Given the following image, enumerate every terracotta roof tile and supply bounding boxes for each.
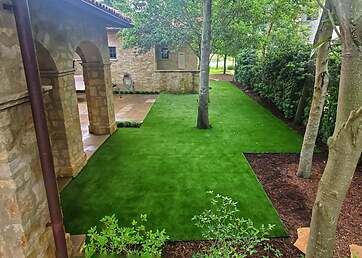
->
[81,0,132,24]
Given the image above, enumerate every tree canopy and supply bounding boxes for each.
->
[109,0,318,58]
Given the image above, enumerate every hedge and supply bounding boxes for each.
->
[235,43,341,143]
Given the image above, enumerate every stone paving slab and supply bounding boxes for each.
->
[77,93,157,159]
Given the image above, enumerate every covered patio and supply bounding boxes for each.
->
[0,0,132,257]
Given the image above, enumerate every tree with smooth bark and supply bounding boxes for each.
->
[297,1,334,179]
[197,0,212,129]
[306,0,362,256]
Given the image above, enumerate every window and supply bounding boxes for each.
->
[109,47,117,59]
[161,48,169,60]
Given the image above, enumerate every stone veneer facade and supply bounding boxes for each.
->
[0,2,55,256]
[107,30,200,93]
[0,0,121,256]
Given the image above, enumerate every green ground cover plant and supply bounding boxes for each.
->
[84,214,169,258]
[61,81,302,240]
[192,192,282,258]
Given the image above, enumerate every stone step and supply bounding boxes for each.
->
[70,234,86,257]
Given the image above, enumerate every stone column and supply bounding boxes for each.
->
[82,62,117,135]
[41,69,87,178]
[0,95,55,258]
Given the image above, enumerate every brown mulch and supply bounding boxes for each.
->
[163,238,300,257]
[246,153,362,258]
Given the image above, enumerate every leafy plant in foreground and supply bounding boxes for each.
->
[192,191,282,258]
[83,214,169,258]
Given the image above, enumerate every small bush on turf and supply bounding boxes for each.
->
[227,64,235,70]
[117,121,143,128]
[84,214,169,258]
[192,191,282,258]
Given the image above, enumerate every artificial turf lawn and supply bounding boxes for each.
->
[61,81,303,240]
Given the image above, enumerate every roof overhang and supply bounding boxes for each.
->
[63,0,133,28]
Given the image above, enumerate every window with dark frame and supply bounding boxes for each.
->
[109,46,117,59]
[161,48,169,60]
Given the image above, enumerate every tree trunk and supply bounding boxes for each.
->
[306,106,362,257]
[306,1,362,256]
[216,55,219,69]
[197,0,211,129]
[262,22,274,57]
[223,54,227,74]
[297,4,333,179]
[293,81,311,125]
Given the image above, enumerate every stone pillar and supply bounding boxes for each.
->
[82,62,117,135]
[0,95,55,258]
[82,63,117,135]
[41,69,87,178]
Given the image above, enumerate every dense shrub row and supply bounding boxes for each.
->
[235,43,341,143]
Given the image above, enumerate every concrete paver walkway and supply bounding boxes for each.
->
[78,93,157,159]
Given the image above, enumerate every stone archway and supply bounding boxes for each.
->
[75,41,116,135]
[36,42,87,178]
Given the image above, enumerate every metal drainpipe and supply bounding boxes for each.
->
[11,0,68,257]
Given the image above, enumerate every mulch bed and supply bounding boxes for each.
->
[246,153,362,258]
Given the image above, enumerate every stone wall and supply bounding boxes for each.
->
[155,45,198,71]
[107,30,199,93]
[155,70,200,93]
[30,0,117,176]
[0,93,56,258]
[0,0,120,256]
[0,1,55,256]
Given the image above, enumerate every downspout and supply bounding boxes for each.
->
[11,0,69,257]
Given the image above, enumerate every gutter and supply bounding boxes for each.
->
[12,0,68,257]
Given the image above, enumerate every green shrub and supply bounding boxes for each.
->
[117,121,143,128]
[235,43,341,143]
[192,191,282,258]
[227,64,235,70]
[83,214,169,258]
[113,88,160,95]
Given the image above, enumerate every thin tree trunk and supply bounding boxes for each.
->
[297,4,333,179]
[223,54,227,74]
[262,21,274,57]
[306,1,362,256]
[197,0,211,129]
[293,81,311,125]
[216,55,219,69]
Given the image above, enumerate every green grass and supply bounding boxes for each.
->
[61,81,302,240]
[210,67,234,75]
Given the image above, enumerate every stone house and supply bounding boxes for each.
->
[0,0,132,257]
[107,29,200,93]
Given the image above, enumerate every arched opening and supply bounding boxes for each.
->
[35,41,86,180]
[74,41,117,158]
